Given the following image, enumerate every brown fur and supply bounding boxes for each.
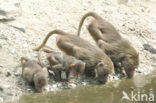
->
[39,48,85,82]
[33,29,114,83]
[21,57,48,92]
[77,12,139,78]
[52,55,86,81]
[38,46,61,67]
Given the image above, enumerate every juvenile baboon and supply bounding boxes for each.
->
[33,29,114,83]
[77,12,139,78]
[21,57,48,92]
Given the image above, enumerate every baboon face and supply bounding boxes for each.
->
[122,54,139,78]
[95,62,110,84]
[34,68,48,92]
[35,78,47,92]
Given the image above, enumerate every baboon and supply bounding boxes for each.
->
[46,51,63,68]
[39,48,85,81]
[38,47,85,81]
[21,57,48,92]
[37,46,61,67]
[77,12,139,78]
[33,29,114,83]
[52,55,86,81]
[37,46,56,75]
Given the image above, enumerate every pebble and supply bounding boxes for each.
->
[0,34,8,40]
[1,84,10,89]
[68,83,77,88]
[9,25,26,33]
[10,49,15,54]
[0,64,3,67]
[0,86,3,91]
[0,97,3,103]
[143,43,156,54]
[0,0,20,21]
[6,72,11,77]
[52,84,57,88]
[81,82,87,85]
[14,73,20,77]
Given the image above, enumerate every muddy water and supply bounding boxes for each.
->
[13,73,156,103]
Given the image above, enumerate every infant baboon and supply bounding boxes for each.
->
[77,12,139,78]
[21,57,48,92]
[33,29,114,83]
[52,55,86,81]
[40,48,85,81]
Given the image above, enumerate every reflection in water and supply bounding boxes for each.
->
[14,74,156,103]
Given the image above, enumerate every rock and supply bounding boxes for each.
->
[14,73,20,77]
[0,34,8,40]
[136,70,142,73]
[0,86,3,92]
[10,48,15,54]
[81,82,87,85]
[0,84,10,89]
[0,0,21,22]
[9,24,26,33]
[143,44,156,54]
[68,83,77,88]
[0,97,3,103]
[6,72,11,77]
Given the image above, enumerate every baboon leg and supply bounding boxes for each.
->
[97,40,125,59]
[97,39,114,52]
[66,71,70,81]
[87,20,103,42]
[97,40,106,52]
[58,40,79,57]
[53,64,64,81]
[52,64,64,70]
[51,56,60,64]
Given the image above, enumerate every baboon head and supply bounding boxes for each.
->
[33,68,48,92]
[122,53,139,78]
[95,62,112,84]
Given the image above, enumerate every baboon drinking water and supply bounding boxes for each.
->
[77,12,139,78]
[33,29,114,83]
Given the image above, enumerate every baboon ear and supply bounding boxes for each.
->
[21,57,28,64]
[21,59,26,64]
[21,60,26,64]
[98,62,104,67]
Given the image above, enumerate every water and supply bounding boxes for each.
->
[13,73,156,103]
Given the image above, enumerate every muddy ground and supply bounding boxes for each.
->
[0,0,156,102]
